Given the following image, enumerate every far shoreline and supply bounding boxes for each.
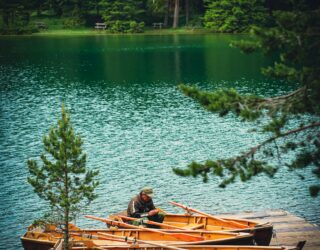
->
[0,28,248,37]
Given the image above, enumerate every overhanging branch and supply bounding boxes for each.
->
[238,121,320,160]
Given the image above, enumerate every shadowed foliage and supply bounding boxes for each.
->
[174,0,320,197]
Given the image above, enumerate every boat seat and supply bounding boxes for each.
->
[182,223,204,229]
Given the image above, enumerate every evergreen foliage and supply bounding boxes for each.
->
[0,0,207,34]
[101,0,145,33]
[0,0,36,34]
[174,0,320,197]
[27,104,99,250]
[203,0,269,33]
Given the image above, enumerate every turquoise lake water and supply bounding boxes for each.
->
[0,34,319,249]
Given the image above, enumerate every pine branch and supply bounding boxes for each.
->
[239,121,320,160]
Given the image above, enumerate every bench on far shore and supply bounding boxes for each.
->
[152,22,164,29]
[34,22,48,29]
[95,22,106,30]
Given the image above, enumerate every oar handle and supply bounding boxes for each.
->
[169,201,248,229]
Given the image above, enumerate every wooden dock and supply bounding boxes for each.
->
[218,209,320,250]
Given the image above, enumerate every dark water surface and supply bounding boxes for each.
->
[0,34,319,249]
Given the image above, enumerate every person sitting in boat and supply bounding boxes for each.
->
[127,187,164,227]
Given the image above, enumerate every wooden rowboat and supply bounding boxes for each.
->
[20,223,254,250]
[51,243,302,250]
[161,213,273,246]
[84,215,254,245]
[91,246,301,250]
[20,231,98,250]
[166,202,274,246]
[50,238,303,250]
[109,210,273,246]
[76,228,254,245]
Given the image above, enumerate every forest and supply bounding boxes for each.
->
[0,0,295,34]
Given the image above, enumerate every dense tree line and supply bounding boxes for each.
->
[0,0,206,34]
[0,0,295,34]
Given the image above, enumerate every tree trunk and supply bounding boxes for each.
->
[163,0,170,27]
[63,155,69,250]
[173,0,179,28]
[96,0,100,16]
[3,11,9,27]
[11,9,15,26]
[64,211,69,250]
[185,0,189,26]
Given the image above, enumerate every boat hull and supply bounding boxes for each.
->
[21,226,254,249]
[233,224,273,246]
[161,214,273,246]
[109,212,273,246]
[21,236,55,250]
[87,245,295,250]
[79,228,254,246]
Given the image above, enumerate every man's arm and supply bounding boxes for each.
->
[147,200,158,216]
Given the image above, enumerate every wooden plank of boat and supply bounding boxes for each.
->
[52,239,301,250]
[50,236,304,250]
[51,237,300,250]
[96,246,296,250]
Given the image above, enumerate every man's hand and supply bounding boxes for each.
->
[148,209,159,216]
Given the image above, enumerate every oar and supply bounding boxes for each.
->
[115,215,188,230]
[84,215,204,242]
[70,232,125,242]
[169,201,248,229]
[68,233,105,250]
[97,232,187,250]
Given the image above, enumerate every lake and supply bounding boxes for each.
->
[0,34,319,249]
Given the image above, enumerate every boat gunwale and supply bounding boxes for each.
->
[162,213,268,227]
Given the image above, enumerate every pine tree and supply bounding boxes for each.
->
[203,0,268,33]
[100,0,145,32]
[174,0,320,197]
[27,104,99,250]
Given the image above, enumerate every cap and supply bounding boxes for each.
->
[141,187,154,198]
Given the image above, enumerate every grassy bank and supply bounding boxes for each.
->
[33,27,210,36]
[0,14,210,36]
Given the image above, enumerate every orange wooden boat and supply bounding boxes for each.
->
[20,222,254,250]
[109,203,273,246]
[49,237,304,250]
[21,232,302,250]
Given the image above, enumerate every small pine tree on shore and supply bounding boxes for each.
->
[27,104,99,250]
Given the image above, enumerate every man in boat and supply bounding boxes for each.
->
[127,187,164,227]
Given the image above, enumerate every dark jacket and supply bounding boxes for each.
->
[127,194,156,218]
